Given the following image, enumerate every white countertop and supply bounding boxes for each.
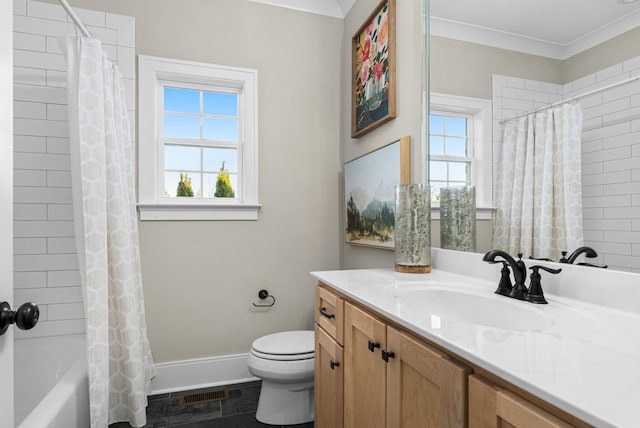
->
[311,266,640,428]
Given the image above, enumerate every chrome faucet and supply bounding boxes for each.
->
[560,246,598,264]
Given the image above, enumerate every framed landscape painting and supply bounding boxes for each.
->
[351,0,396,138]
[345,136,410,249]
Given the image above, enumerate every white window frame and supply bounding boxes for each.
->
[138,55,260,220]
[429,110,474,192]
[429,93,492,220]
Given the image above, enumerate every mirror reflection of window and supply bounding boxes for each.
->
[428,112,472,203]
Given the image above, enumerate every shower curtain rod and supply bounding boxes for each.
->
[500,74,640,124]
[57,0,91,38]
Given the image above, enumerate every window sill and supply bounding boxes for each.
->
[431,207,494,221]
[137,203,262,221]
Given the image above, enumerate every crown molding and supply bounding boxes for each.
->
[248,0,344,18]
[430,10,640,60]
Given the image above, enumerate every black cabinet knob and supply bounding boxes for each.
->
[382,349,395,362]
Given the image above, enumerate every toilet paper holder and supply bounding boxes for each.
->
[253,289,276,307]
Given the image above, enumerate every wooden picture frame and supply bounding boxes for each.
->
[345,136,410,249]
[351,0,396,138]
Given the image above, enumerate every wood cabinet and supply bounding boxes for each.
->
[315,324,344,428]
[344,302,387,428]
[314,286,344,428]
[344,301,469,428]
[386,326,468,428]
[469,375,573,428]
[316,284,584,428]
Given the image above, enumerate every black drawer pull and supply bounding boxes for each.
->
[367,339,381,352]
[382,349,395,362]
[330,360,340,370]
[319,306,335,319]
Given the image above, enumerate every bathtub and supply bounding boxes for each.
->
[14,334,89,428]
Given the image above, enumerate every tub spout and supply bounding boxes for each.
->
[560,246,598,264]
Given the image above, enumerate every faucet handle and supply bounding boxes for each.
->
[529,256,554,262]
[494,261,513,296]
[525,265,561,304]
[535,265,562,275]
[559,251,569,263]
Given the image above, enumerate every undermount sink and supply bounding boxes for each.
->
[396,288,553,330]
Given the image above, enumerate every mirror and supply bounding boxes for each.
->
[428,0,640,272]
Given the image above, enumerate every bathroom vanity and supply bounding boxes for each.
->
[312,249,640,428]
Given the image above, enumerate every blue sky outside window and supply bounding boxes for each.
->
[445,116,467,137]
[204,148,237,172]
[203,91,237,116]
[203,118,238,141]
[162,86,239,198]
[164,87,199,113]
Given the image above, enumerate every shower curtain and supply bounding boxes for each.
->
[62,35,155,428]
[493,103,584,261]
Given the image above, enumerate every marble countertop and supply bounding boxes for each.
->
[311,267,640,428]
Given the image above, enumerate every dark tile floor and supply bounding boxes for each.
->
[109,381,314,428]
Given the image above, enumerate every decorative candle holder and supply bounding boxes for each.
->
[394,184,431,273]
[440,186,476,252]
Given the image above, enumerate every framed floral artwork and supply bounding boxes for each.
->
[344,136,410,249]
[351,0,396,138]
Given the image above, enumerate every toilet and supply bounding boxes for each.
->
[247,330,315,425]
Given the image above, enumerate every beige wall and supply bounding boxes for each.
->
[341,0,425,269]
[431,29,640,100]
[562,26,640,82]
[71,0,343,363]
[430,36,562,99]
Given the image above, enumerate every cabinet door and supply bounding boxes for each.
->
[386,326,469,428]
[469,375,573,428]
[344,302,387,428]
[315,324,344,428]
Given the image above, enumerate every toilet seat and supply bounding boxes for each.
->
[251,349,314,361]
[250,331,314,361]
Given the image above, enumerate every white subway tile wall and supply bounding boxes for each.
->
[494,57,640,272]
[12,0,135,339]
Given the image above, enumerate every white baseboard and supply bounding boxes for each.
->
[150,353,259,395]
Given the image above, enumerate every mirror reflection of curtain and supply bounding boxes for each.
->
[493,103,584,260]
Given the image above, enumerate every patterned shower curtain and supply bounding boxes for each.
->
[493,103,584,261]
[62,35,155,428]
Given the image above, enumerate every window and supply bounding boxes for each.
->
[429,93,492,219]
[429,112,473,201]
[138,55,259,220]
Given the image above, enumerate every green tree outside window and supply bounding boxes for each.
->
[214,162,235,198]
[176,172,194,197]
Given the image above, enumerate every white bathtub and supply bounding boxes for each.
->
[14,334,90,428]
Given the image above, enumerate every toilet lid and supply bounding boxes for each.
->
[251,330,314,357]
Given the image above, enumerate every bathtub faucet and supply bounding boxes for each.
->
[560,246,598,264]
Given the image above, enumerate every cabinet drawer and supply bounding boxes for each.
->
[315,285,344,345]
